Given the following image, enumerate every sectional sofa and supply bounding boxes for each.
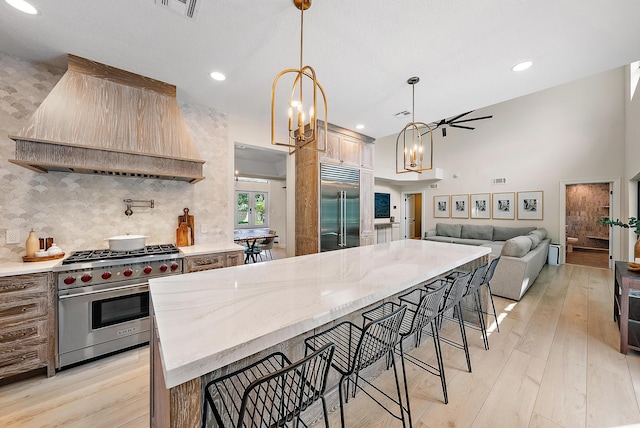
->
[424,223,550,301]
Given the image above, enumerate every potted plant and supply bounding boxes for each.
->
[597,216,640,261]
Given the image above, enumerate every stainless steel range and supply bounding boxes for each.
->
[54,244,183,369]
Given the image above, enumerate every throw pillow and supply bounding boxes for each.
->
[501,236,532,257]
[527,233,541,249]
[436,223,462,238]
[529,228,547,241]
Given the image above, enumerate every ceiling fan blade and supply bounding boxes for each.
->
[445,111,472,124]
[449,124,475,130]
[450,115,493,124]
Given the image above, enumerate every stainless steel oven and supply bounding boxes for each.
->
[55,245,182,369]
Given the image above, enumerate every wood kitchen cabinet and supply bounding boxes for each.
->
[0,272,55,381]
[296,121,375,255]
[183,250,244,273]
[614,261,640,354]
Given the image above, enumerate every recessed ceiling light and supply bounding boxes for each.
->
[5,0,38,14]
[512,61,533,72]
[209,71,226,81]
[355,124,365,130]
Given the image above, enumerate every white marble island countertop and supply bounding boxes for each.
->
[150,239,490,388]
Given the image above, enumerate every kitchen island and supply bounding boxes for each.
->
[149,239,490,427]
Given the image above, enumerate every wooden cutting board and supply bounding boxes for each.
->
[178,207,195,245]
[176,222,191,247]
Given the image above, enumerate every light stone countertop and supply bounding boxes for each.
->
[150,239,490,388]
[0,258,65,277]
[177,242,245,256]
[0,242,245,277]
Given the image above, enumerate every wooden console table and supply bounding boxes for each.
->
[614,261,640,354]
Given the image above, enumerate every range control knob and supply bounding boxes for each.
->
[101,271,112,280]
[124,268,133,277]
[170,263,179,272]
[143,266,152,274]
[159,264,168,272]
[81,274,92,283]
[63,276,76,285]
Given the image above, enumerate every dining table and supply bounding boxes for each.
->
[233,233,278,263]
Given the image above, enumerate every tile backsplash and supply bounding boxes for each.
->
[0,52,229,261]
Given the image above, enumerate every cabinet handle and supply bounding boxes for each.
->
[22,307,27,312]
[0,284,28,293]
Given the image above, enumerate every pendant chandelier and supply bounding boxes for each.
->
[271,0,327,155]
[395,77,433,174]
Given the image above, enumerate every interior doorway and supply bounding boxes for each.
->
[404,193,422,239]
[565,182,612,269]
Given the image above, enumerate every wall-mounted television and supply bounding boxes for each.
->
[374,192,391,219]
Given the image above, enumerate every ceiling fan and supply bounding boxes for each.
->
[429,111,493,137]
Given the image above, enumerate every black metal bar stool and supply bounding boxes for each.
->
[482,257,502,332]
[406,273,473,374]
[304,305,407,428]
[362,281,448,421]
[203,343,335,428]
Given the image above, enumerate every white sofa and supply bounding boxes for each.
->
[424,224,550,301]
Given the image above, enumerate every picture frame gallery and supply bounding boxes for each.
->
[433,191,543,220]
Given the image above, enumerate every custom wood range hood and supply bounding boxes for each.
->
[9,54,205,183]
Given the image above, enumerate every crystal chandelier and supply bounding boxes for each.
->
[396,77,433,173]
[271,0,327,155]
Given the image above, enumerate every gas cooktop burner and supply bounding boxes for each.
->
[62,244,179,265]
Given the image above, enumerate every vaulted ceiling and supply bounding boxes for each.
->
[1,0,639,141]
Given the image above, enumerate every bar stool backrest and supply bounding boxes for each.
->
[484,257,501,284]
[208,344,335,428]
[356,305,406,373]
[465,263,489,296]
[442,272,471,313]
[407,283,448,337]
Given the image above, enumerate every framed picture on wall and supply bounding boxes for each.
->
[492,192,515,220]
[433,195,450,218]
[451,194,469,219]
[470,193,491,219]
[517,190,544,220]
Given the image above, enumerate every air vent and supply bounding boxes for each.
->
[394,111,411,118]
[155,0,200,20]
[427,183,438,189]
[492,177,507,185]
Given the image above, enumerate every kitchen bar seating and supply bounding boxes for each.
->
[305,305,408,428]
[202,343,335,428]
[362,281,449,422]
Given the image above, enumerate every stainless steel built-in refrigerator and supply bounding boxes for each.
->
[320,164,360,252]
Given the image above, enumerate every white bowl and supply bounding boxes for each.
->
[106,235,147,251]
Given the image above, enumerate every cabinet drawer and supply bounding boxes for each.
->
[0,319,48,348]
[0,343,47,380]
[0,273,49,303]
[225,251,244,267]
[0,298,47,326]
[185,254,225,273]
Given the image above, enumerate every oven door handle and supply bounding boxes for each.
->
[58,283,148,299]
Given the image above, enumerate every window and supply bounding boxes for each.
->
[236,191,268,228]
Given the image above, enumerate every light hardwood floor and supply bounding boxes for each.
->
[2,263,640,427]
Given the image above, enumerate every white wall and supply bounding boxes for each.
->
[374,67,626,255]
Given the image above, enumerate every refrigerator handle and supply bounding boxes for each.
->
[338,191,344,247]
[342,190,347,247]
